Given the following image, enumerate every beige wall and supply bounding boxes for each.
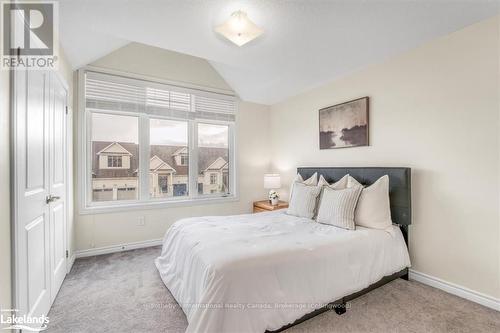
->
[90,42,233,92]
[75,44,271,251]
[0,66,11,316]
[498,14,500,303]
[269,16,500,298]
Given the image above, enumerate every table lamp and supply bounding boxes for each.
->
[264,174,281,205]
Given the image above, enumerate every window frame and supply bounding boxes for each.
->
[78,67,238,214]
[210,173,217,185]
[107,155,123,168]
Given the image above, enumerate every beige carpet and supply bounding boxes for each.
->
[47,246,500,333]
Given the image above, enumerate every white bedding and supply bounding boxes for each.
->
[155,211,410,333]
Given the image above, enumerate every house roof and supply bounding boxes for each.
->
[150,155,175,172]
[172,147,188,156]
[92,141,228,178]
[204,156,228,171]
[97,142,133,156]
[92,142,139,179]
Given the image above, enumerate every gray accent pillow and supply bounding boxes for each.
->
[286,182,322,219]
[316,186,363,230]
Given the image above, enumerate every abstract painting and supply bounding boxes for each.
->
[319,97,369,149]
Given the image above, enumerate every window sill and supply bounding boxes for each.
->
[78,195,239,215]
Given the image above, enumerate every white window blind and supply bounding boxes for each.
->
[85,71,236,121]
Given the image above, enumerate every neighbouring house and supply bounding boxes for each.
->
[92,141,229,201]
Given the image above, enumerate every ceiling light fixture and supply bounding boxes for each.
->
[215,10,263,46]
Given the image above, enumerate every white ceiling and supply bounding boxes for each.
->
[59,0,499,105]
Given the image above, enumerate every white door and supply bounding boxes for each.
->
[13,68,68,324]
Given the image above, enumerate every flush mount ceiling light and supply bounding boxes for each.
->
[215,10,263,46]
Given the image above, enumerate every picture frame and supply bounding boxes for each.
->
[319,96,369,149]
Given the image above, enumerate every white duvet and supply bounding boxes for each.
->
[155,211,410,333]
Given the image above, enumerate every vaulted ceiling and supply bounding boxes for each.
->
[59,0,499,105]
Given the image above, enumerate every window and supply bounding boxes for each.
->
[149,118,188,199]
[80,69,237,211]
[198,123,229,195]
[91,113,138,202]
[107,156,122,168]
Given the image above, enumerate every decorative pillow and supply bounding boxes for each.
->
[286,182,322,219]
[289,172,318,201]
[317,174,349,190]
[314,174,350,218]
[316,186,363,230]
[347,175,392,229]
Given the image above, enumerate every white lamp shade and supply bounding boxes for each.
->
[264,174,281,189]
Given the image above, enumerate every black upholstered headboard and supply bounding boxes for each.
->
[297,167,411,246]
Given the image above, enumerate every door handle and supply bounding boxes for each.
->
[46,195,61,204]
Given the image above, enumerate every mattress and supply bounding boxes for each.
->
[155,210,411,333]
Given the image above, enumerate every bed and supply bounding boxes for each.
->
[155,167,412,333]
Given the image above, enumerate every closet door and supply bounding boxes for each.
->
[13,69,52,321]
[13,69,68,323]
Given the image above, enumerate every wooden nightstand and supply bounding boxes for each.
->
[253,200,289,213]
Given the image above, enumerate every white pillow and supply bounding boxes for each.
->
[318,174,349,190]
[286,182,322,219]
[347,175,392,229]
[316,186,363,230]
[289,172,318,201]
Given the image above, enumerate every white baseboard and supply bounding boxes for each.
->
[75,238,163,259]
[409,269,499,311]
[67,253,76,273]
